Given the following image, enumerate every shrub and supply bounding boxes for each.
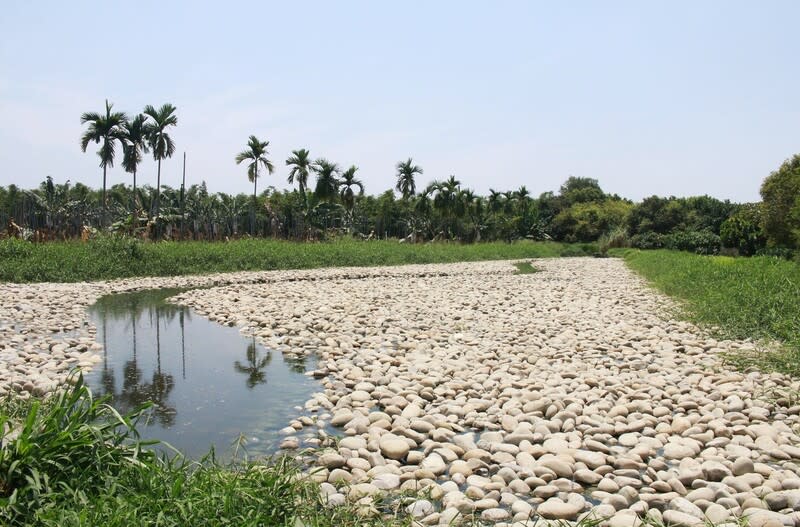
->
[94,235,144,260]
[663,230,721,255]
[629,232,665,250]
[756,246,795,260]
[558,243,597,257]
[0,239,33,259]
[720,203,766,256]
[550,200,632,242]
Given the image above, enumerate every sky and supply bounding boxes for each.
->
[1,1,798,203]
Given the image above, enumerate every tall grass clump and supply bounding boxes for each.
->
[0,375,157,524]
[624,250,800,376]
[597,227,629,256]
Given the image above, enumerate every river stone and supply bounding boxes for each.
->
[350,390,371,402]
[372,473,400,490]
[742,509,794,527]
[318,452,346,469]
[339,436,366,450]
[669,497,703,519]
[406,499,434,518]
[607,510,643,527]
[481,508,510,522]
[379,437,409,460]
[664,443,694,460]
[732,456,755,476]
[331,411,354,427]
[662,510,704,527]
[421,453,447,475]
[537,494,585,520]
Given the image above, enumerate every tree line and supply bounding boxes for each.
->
[1,100,798,258]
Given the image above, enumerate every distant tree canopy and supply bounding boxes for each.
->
[5,116,800,258]
[0,172,745,250]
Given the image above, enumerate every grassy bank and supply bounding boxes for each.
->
[623,250,800,376]
[0,238,595,283]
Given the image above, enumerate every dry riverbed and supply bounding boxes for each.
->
[2,259,800,526]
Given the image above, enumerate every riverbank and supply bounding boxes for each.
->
[0,238,594,282]
[623,250,800,376]
[3,258,800,525]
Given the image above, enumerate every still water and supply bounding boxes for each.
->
[85,288,320,458]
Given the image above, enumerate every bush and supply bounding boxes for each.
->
[0,239,33,259]
[629,232,665,250]
[720,204,766,256]
[558,243,597,257]
[663,230,722,255]
[93,235,145,260]
[756,246,795,260]
[550,200,632,243]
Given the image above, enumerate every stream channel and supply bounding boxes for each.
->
[84,288,321,459]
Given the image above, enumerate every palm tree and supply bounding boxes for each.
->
[313,159,340,202]
[430,176,462,238]
[143,103,178,219]
[338,165,364,231]
[459,189,485,241]
[395,158,423,200]
[285,149,312,204]
[235,135,274,235]
[80,100,127,225]
[488,189,504,214]
[121,114,149,211]
[514,185,531,215]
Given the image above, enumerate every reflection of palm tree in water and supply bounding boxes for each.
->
[234,337,271,389]
[100,310,115,395]
[96,297,178,427]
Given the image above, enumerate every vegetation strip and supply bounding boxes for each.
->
[623,249,800,376]
[0,238,594,283]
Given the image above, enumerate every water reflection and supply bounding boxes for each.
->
[234,337,272,389]
[85,288,321,458]
[96,289,180,426]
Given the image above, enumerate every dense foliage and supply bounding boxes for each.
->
[0,175,738,249]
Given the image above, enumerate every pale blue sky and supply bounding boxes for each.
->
[1,1,797,202]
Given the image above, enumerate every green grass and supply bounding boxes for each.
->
[623,250,800,376]
[0,237,596,283]
[513,261,540,274]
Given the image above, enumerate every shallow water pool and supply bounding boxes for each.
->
[85,288,320,458]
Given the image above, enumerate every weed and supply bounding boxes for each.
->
[513,261,539,274]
